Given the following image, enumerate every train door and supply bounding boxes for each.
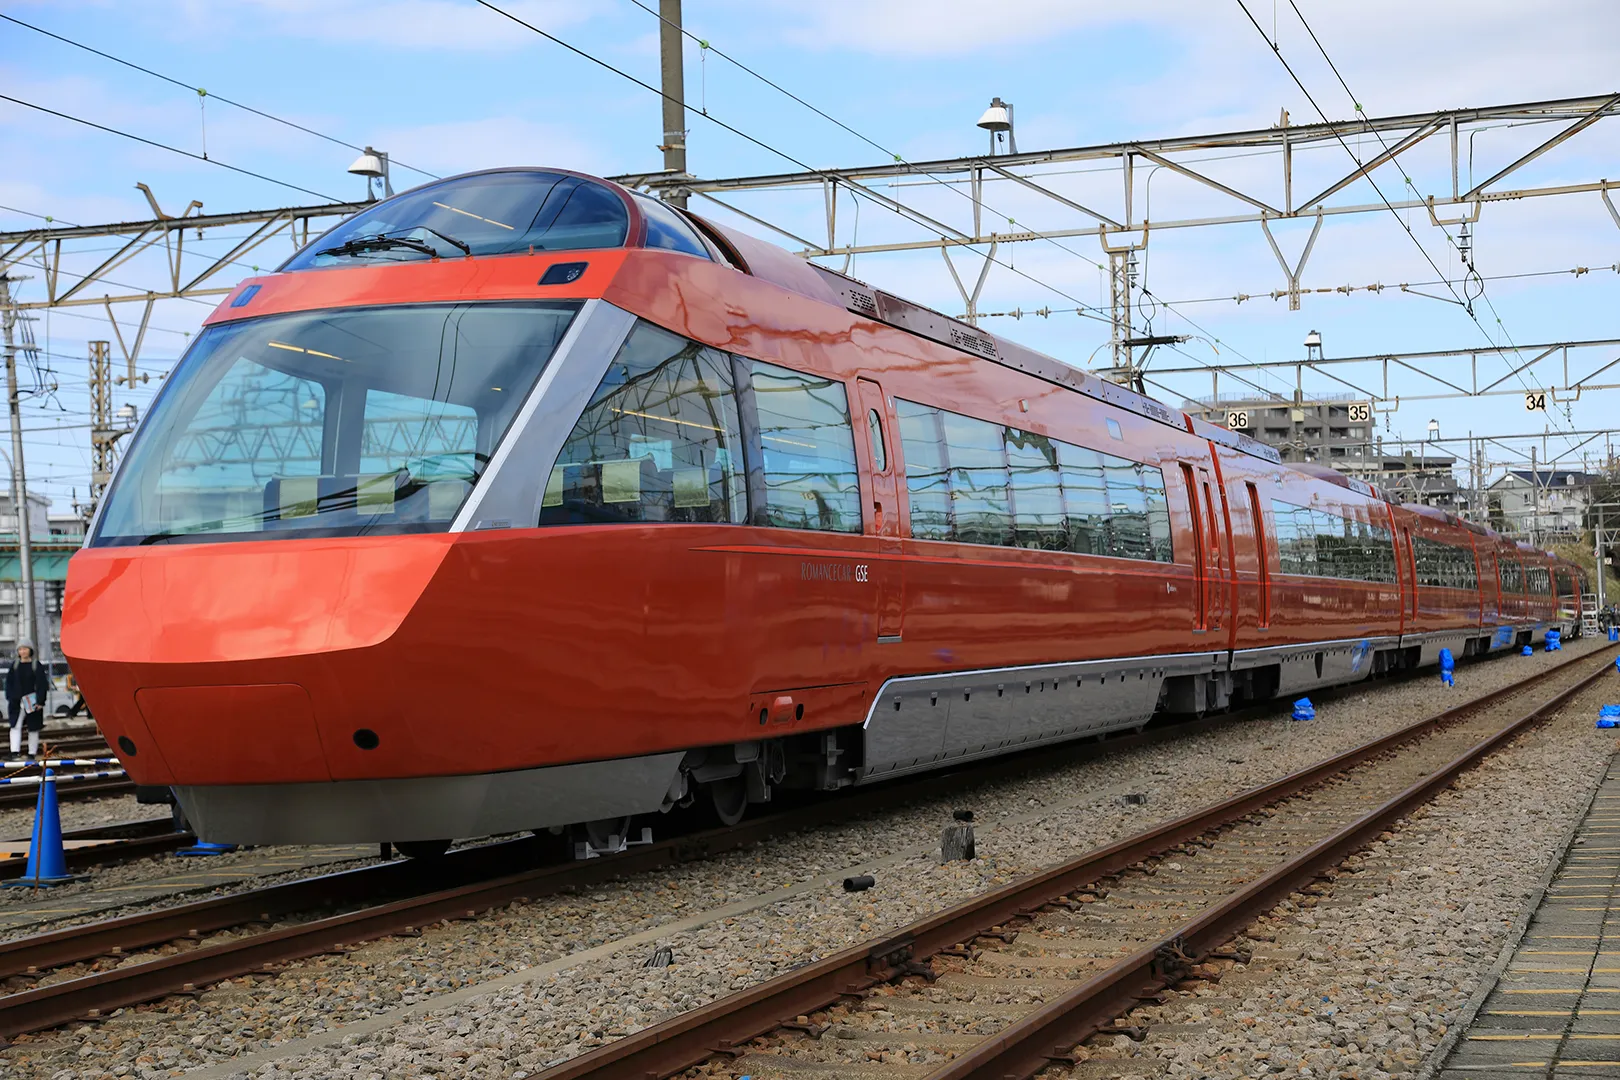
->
[1197,466,1227,633]
[1401,525,1419,627]
[1246,481,1271,629]
[856,379,903,644]
[1179,464,1208,630]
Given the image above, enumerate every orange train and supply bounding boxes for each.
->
[61,167,1589,852]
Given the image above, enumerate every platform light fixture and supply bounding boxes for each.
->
[347,146,394,201]
[977,97,1016,155]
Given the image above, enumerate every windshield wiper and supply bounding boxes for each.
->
[415,227,472,256]
[318,228,471,260]
[317,234,439,259]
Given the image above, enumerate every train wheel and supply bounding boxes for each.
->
[707,776,749,827]
[395,838,452,860]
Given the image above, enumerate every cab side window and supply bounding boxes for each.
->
[634,195,712,259]
[542,321,746,525]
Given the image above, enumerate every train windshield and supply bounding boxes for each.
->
[282,171,630,269]
[91,301,580,546]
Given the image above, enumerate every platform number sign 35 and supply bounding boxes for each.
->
[1525,390,1548,412]
[1348,401,1372,423]
[1225,409,1250,430]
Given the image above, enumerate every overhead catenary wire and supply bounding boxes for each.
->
[0,13,441,182]
[472,0,1119,335]
[0,93,343,203]
[618,0,1288,392]
[1281,0,1569,433]
[1232,0,1578,439]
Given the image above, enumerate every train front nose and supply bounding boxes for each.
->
[61,535,455,787]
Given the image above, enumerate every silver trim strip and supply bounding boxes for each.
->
[176,750,685,845]
[860,650,1223,730]
[451,299,636,533]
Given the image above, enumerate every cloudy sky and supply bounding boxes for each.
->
[2,0,1617,511]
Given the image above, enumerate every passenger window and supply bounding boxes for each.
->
[939,410,1012,546]
[1057,442,1108,557]
[867,409,887,472]
[894,397,1171,562]
[896,400,952,540]
[541,321,746,526]
[1143,468,1174,562]
[1103,459,1151,560]
[634,195,711,259]
[1007,430,1065,551]
[750,362,861,533]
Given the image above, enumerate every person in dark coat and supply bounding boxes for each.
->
[6,644,49,758]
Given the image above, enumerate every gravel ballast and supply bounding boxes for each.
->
[1069,669,1620,1079]
[2,640,1608,1079]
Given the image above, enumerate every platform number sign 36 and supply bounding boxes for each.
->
[1348,401,1372,423]
[1525,390,1548,412]
[1225,409,1250,430]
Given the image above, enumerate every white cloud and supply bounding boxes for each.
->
[372,115,606,180]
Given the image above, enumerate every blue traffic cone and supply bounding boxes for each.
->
[4,769,78,887]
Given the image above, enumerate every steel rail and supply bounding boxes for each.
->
[531,643,1618,1080]
[0,645,1590,1036]
[0,778,132,809]
[0,830,191,881]
[0,684,1318,985]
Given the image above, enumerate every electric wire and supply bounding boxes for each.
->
[0,13,440,182]
[0,93,343,203]
[618,0,1286,393]
[473,0,1113,332]
[1233,0,1578,438]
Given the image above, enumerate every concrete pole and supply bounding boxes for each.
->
[658,0,688,207]
[1597,506,1607,614]
[0,278,38,661]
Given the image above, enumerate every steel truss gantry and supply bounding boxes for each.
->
[1145,336,1620,411]
[1,93,1616,379]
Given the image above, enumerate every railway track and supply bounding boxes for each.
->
[0,818,188,881]
[0,645,1599,1041]
[0,777,131,810]
[526,643,1620,1080]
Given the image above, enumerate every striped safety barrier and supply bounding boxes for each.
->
[0,767,126,786]
[0,757,120,769]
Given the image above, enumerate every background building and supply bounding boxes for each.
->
[1183,394,1464,510]
[0,493,84,665]
[1487,469,1598,543]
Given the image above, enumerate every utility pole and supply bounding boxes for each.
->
[0,277,37,660]
[1530,445,1540,546]
[1597,505,1607,613]
[657,0,688,207]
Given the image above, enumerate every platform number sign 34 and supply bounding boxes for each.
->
[1525,390,1548,412]
[1225,409,1250,430]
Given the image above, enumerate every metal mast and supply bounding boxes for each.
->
[0,276,38,659]
[657,0,688,207]
[88,340,114,515]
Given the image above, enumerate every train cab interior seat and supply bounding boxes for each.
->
[264,473,473,525]
[541,456,728,524]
